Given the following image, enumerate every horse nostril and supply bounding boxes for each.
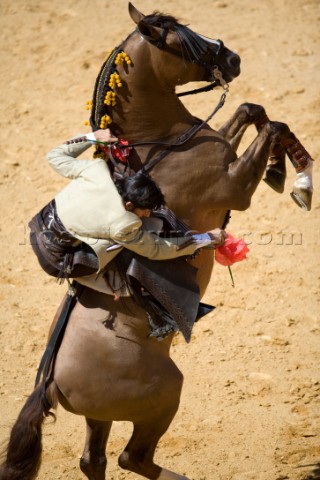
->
[229,54,240,68]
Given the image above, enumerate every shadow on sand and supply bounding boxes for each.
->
[301,463,320,480]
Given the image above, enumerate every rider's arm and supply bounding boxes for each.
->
[109,222,225,260]
[47,134,96,179]
[47,130,117,179]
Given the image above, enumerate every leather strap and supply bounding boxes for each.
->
[34,283,82,395]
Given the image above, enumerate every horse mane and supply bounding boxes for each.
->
[143,11,180,29]
[143,11,210,63]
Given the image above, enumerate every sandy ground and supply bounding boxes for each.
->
[0,1,319,479]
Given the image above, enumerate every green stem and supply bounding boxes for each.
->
[228,266,235,288]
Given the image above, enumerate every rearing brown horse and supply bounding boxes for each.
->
[0,3,311,480]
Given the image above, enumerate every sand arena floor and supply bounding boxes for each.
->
[0,1,319,479]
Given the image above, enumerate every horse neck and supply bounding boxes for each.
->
[111,42,194,140]
[128,94,189,131]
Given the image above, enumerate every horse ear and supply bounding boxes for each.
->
[128,2,162,44]
[136,21,163,43]
[128,3,145,24]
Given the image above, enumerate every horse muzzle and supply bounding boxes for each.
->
[210,51,241,85]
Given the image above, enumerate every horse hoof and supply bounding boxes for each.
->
[157,468,190,479]
[290,188,312,211]
[263,167,285,194]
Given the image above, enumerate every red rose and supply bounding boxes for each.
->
[111,139,131,164]
[215,233,249,266]
[100,139,131,164]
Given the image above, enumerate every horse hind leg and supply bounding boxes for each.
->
[116,361,189,479]
[79,418,112,480]
[118,415,189,480]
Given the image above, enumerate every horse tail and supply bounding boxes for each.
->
[0,382,58,480]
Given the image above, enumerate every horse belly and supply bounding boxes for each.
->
[53,298,183,422]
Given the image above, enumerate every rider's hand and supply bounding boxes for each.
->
[207,228,227,248]
[93,128,118,143]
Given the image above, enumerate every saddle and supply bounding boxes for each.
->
[29,200,99,279]
[117,250,200,343]
[115,208,215,342]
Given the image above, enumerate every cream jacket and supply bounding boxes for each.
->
[47,138,198,272]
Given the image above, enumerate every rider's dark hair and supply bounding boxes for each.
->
[116,171,165,210]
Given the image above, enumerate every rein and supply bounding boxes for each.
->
[120,88,228,175]
[107,68,229,174]
[145,90,228,172]
[177,80,218,97]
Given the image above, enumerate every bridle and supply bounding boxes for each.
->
[140,26,227,97]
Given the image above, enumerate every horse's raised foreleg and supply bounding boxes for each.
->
[226,120,293,210]
[218,102,267,152]
[219,103,313,209]
[219,103,287,193]
[79,418,112,480]
[255,112,314,210]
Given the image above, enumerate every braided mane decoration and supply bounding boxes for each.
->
[88,41,133,159]
[89,43,131,132]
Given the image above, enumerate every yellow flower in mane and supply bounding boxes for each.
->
[100,114,112,128]
[85,100,93,111]
[104,91,116,106]
[109,72,122,89]
[115,52,132,66]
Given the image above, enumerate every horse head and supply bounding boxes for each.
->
[129,2,241,86]
[90,3,241,137]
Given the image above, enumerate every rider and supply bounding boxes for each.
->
[29,129,227,281]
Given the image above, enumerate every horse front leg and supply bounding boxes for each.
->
[220,103,313,210]
[227,120,293,209]
[255,113,314,210]
[219,102,267,152]
[80,418,112,480]
[219,103,287,193]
